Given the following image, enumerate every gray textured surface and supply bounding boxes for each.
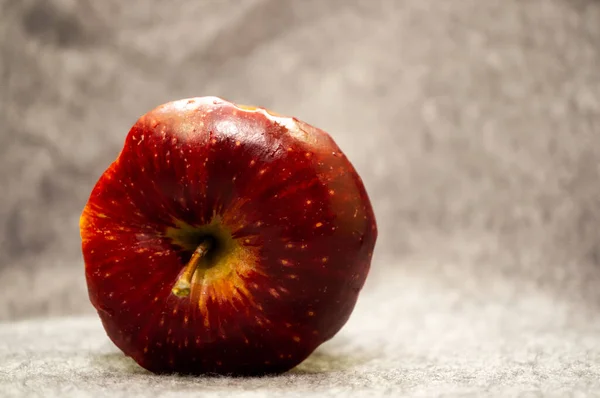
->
[2,0,600,395]
[2,270,600,397]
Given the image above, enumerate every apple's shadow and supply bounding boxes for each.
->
[91,337,375,377]
[290,343,376,375]
[91,351,151,376]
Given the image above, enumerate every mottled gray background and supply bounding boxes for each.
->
[1,0,600,322]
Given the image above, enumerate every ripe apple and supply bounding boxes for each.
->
[80,97,377,376]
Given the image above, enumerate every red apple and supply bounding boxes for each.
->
[80,97,377,376]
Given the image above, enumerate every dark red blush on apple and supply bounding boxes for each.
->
[80,97,377,376]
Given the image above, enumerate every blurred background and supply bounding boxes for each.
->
[1,0,599,322]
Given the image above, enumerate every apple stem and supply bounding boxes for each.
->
[172,240,212,298]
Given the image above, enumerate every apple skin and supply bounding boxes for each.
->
[80,97,377,376]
